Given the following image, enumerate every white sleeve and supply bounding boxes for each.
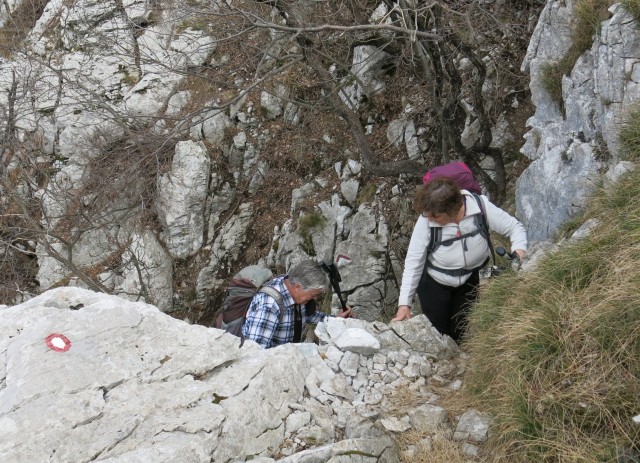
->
[482,196,528,251]
[398,215,431,307]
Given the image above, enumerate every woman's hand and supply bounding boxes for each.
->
[514,249,526,260]
[391,305,412,322]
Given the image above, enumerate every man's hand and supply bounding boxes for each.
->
[337,306,354,318]
[391,305,411,322]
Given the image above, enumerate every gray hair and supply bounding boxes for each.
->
[288,260,329,291]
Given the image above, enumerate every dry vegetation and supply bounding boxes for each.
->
[0,0,543,311]
[386,377,486,462]
[622,0,640,20]
[0,0,48,57]
[395,427,469,463]
[462,107,640,462]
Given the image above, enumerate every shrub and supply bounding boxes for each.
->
[0,0,49,57]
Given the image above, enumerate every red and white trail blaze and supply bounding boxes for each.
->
[45,333,72,352]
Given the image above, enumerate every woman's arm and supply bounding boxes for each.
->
[482,197,528,255]
[396,216,431,311]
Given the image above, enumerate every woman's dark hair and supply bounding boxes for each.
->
[413,177,463,217]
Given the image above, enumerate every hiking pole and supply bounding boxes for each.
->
[495,246,521,272]
[496,246,518,260]
[321,261,348,311]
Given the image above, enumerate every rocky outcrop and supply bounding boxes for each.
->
[518,2,640,241]
[4,0,638,328]
[157,140,211,260]
[0,287,486,462]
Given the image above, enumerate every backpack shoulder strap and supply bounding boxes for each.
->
[239,285,286,349]
[471,193,495,266]
[257,286,286,320]
[427,226,441,254]
[471,193,489,227]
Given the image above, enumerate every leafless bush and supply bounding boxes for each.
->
[0,0,49,57]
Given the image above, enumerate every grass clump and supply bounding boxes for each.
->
[541,0,611,105]
[356,183,378,207]
[465,104,640,461]
[396,427,470,463]
[621,0,640,22]
[464,162,640,462]
[619,106,640,161]
[298,211,325,236]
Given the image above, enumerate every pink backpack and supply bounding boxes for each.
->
[422,161,482,194]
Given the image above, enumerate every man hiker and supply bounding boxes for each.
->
[242,260,353,348]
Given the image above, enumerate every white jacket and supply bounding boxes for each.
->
[398,191,528,307]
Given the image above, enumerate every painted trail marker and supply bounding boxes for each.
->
[45,333,72,352]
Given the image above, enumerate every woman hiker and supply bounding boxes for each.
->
[392,176,527,343]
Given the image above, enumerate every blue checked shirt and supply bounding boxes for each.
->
[241,276,329,348]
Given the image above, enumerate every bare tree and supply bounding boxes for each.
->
[0,0,540,306]
[181,0,540,202]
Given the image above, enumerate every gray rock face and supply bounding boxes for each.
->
[516,138,600,241]
[334,208,389,321]
[0,287,482,462]
[518,2,640,241]
[157,140,211,259]
[453,409,490,443]
[196,203,254,300]
[116,230,174,312]
[387,118,420,160]
[340,46,391,108]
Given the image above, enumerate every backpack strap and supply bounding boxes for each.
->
[424,193,495,278]
[426,256,490,277]
[471,193,495,267]
[239,285,285,348]
[257,286,286,316]
[427,226,440,253]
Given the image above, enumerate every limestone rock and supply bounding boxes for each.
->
[340,45,391,108]
[334,328,381,356]
[0,287,483,462]
[157,140,211,259]
[519,3,640,241]
[453,409,490,443]
[407,404,449,433]
[116,230,174,312]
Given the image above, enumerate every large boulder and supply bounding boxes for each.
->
[0,287,474,462]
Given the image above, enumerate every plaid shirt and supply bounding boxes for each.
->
[241,276,328,348]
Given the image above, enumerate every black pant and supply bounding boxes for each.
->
[416,269,479,343]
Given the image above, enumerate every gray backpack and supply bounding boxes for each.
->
[214,265,285,338]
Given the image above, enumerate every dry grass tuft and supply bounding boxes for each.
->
[619,106,640,162]
[396,427,469,463]
[463,148,640,461]
[621,0,640,21]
